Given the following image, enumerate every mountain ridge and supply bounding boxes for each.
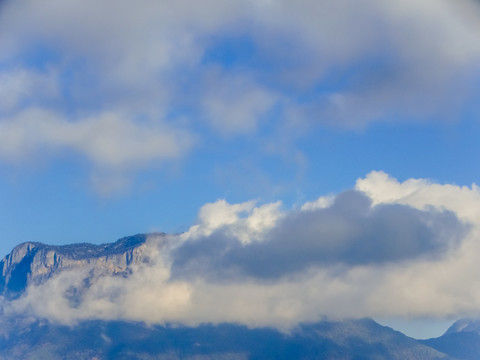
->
[0,233,164,299]
[421,318,480,360]
[0,317,454,360]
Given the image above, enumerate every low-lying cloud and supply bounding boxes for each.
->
[4,172,480,328]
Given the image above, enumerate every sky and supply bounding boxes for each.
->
[1,0,480,339]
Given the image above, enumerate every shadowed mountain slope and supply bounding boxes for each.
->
[0,317,453,360]
[422,319,480,360]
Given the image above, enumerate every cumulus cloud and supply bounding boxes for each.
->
[4,172,480,328]
[300,195,335,211]
[356,171,480,224]
[181,199,282,243]
[172,191,465,280]
[1,0,480,187]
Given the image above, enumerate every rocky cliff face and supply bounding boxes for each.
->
[0,233,163,299]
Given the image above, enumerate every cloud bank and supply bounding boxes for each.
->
[172,190,464,280]
[5,172,480,329]
[1,0,480,190]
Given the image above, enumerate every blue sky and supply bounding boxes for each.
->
[1,0,480,339]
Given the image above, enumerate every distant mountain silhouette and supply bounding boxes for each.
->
[422,318,480,360]
[0,317,453,359]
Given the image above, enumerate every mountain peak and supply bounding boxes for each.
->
[445,318,480,335]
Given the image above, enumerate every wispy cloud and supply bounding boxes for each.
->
[0,108,193,194]
[1,0,479,191]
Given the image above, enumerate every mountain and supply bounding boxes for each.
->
[0,233,158,299]
[422,319,480,360]
[0,317,453,360]
[0,235,463,359]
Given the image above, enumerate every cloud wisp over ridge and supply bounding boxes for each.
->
[5,172,479,329]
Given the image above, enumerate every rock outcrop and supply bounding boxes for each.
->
[0,233,163,299]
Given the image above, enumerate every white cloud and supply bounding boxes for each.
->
[0,69,58,113]
[182,199,282,244]
[201,71,278,135]
[5,172,480,328]
[375,0,480,66]
[356,170,480,224]
[173,191,464,280]
[0,108,193,192]
[0,0,479,137]
[0,0,479,190]
[301,195,335,211]
[265,0,480,127]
